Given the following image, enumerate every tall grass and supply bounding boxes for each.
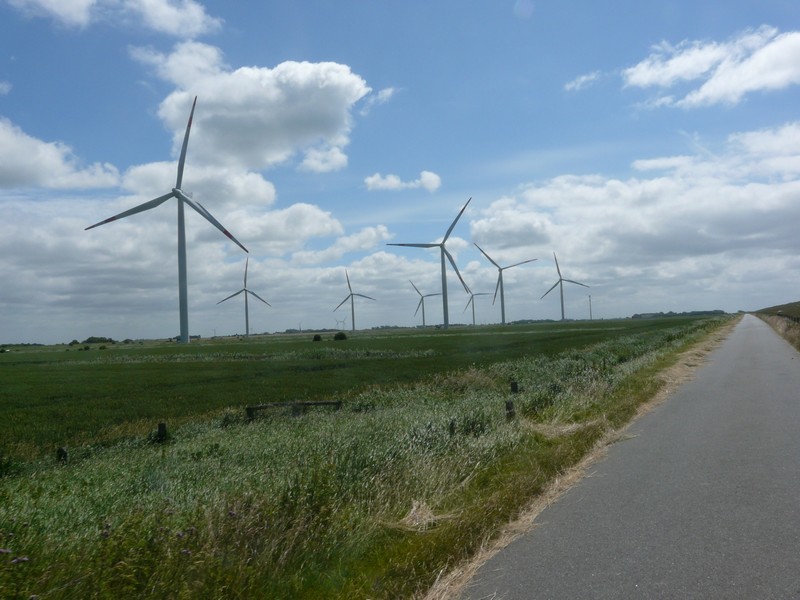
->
[0,317,729,598]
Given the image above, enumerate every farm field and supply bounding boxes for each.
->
[1,316,732,598]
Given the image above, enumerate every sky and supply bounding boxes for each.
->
[1,1,799,344]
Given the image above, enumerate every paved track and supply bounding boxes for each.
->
[464,315,800,599]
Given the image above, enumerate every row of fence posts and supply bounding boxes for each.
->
[56,384,522,463]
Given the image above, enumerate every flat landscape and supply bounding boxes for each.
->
[1,316,731,598]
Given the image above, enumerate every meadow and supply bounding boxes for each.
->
[0,316,731,598]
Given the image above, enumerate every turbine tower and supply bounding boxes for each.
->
[410,280,441,328]
[217,258,270,338]
[388,198,471,329]
[334,270,375,332]
[86,97,247,344]
[541,252,589,321]
[474,243,537,325]
[463,288,492,326]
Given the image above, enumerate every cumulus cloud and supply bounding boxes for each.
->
[132,42,370,173]
[623,26,800,107]
[0,81,12,95]
[292,225,392,264]
[364,170,442,192]
[6,0,220,36]
[0,118,120,189]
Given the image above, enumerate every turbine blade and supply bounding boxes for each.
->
[541,281,559,299]
[248,290,271,306]
[387,243,438,248]
[85,192,174,230]
[244,257,249,287]
[463,296,473,312]
[506,258,538,269]
[415,298,423,316]
[179,194,249,253]
[345,269,352,292]
[474,243,500,268]
[553,252,562,277]
[563,279,589,288]
[176,96,197,189]
[492,275,501,305]
[410,280,422,296]
[444,248,470,293]
[425,293,442,298]
[354,293,376,301]
[334,296,351,311]
[443,197,471,242]
[217,289,244,304]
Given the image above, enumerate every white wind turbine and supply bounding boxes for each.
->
[217,258,270,338]
[86,97,247,344]
[410,280,441,328]
[474,243,537,325]
[334,270,375,332]
[541,252,589,321]
[463,287,492,326]
[388,198,471,329]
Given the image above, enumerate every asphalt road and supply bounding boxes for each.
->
[463,314,800,599]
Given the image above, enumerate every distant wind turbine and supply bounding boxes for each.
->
[463,288,492,326]
[410,280,441,328]
[541,252,589,321]
[334,270,375,332]
[217,258,270,338]
[388,198,472,329]
[474,243,537,325]
[86,97,247,344]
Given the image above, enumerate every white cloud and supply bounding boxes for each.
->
[0,118,120,189]
[0,81,12,95]
[292,225,392,264]
[7,0,96,27]
[6,0,220,36]
[624,26,800,107]
[123,0,221,37]
[360,87,397,115]
[365,170,442,192]
[565,71,600,92]
[132,42,370,172]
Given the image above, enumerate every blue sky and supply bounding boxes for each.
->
[1,1,800,343]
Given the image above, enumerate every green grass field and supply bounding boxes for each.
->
[0,316,732,598]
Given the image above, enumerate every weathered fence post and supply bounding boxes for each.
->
[505,400,516,421]
[157,422,168,443]
[56,447,68,465]
[510,381,519,394]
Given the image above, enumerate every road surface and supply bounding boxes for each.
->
[463,314,800,599]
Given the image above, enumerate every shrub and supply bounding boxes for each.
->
[312,334,322,342]
[333,331,347,341]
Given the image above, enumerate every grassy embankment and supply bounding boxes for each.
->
[0,316,730,598]
[755,300,800,350]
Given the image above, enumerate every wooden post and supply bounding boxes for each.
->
[510,381,519,394]
[56,447,68,465]
[505,400,516,421]
[157,422,167,442]
[449,419,456,436]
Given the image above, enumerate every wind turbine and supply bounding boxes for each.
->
[387,198,471,329]
[541,252,589,321]
[334,270,375,332]
[410,280,441,328]
[217,258,270,338]
[474,243,537,325]
[464,288,492,326]
[86,96,247,344]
